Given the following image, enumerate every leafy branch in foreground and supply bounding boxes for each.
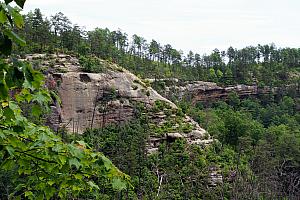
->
[0,1,130,199]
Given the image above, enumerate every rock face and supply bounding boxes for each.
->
[152,79,276,104]
[188,82,275,104]
[52,75,173,131]
[27,54,212,152]
[208,166,223,187]
[51,71,176,134]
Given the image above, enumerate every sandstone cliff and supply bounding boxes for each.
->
[150,79,276,104]
[24,54,212,152]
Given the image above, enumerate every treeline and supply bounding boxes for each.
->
[16,9,300,86]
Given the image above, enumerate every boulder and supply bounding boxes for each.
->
[167,133,183,139]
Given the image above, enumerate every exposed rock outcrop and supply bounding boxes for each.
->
[208,166,223,187]
[25,54,212,153]
[50,71,176,134]
[151,79,276,104]
[188,82,275,104]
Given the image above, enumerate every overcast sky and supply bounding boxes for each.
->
[24,0,300,54]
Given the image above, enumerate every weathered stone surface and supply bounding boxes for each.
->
[155,79,276,104]
[191,139,214,145]
[208,166,223,187]
[51,71,175,133]
[187,129,207,139]
[167,133,184,139]
[26,54,213,152]
[147,148,159,155]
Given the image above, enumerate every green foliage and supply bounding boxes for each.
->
[79,55,104,73]
[12,8,299,88]
[209,68,218,82]
[0,1,129,199]
[0,2,26,55]
[178,93,300,199]
[151,80,166,92]
[228,91,240,109]
[76,121,149,199]
[77,120,242,200]
[133,79,147,88]
[147,100,196,137]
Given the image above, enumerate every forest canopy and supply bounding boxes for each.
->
[14,9,300,88]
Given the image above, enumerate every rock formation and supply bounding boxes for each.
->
[151,79,276,104]
[25,54,212,153]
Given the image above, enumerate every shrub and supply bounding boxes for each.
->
[79,55,104,73]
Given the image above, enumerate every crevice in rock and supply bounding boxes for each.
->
[80,73,91,83]
[76,109,84,113]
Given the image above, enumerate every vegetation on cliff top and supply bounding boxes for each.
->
[14,8,300,90]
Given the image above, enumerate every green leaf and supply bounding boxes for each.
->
[3,107,15,120]
[24,191,33,198]
[32,91,49,105]
[8,101,20,111]
[77,140,86,148]
[3,29,26,46]
[31,104,42,117]
[69,158,81,169]
[4,0,14,5]
[38,132,50,142]
[14,0,26,8]
[73,174,83,180]
[11,9,24,28]
[91,153,98,158]
[5,145,15,156]
[58,155,67,165]
[9,136,22,148]
[44,187,56,200]
[1,159,14,170]
[68,144,84,159]
[0,10,8,24]
[87,181,99,190]
[32,73,44,89]
[0,34,12,55]
[23,64,44,89]
[50,91,61,104]
[1,3,13,26]
[23,64,34,84]
[0,80,8,100]
[112,178,127,191]
[47,180,55,186]
[5,65,24,88]
[0,130,6,139]
[101,155,113,171]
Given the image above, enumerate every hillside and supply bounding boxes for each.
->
[0,2,299,199]
[22,54,299,199]
[24,54,211,153]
